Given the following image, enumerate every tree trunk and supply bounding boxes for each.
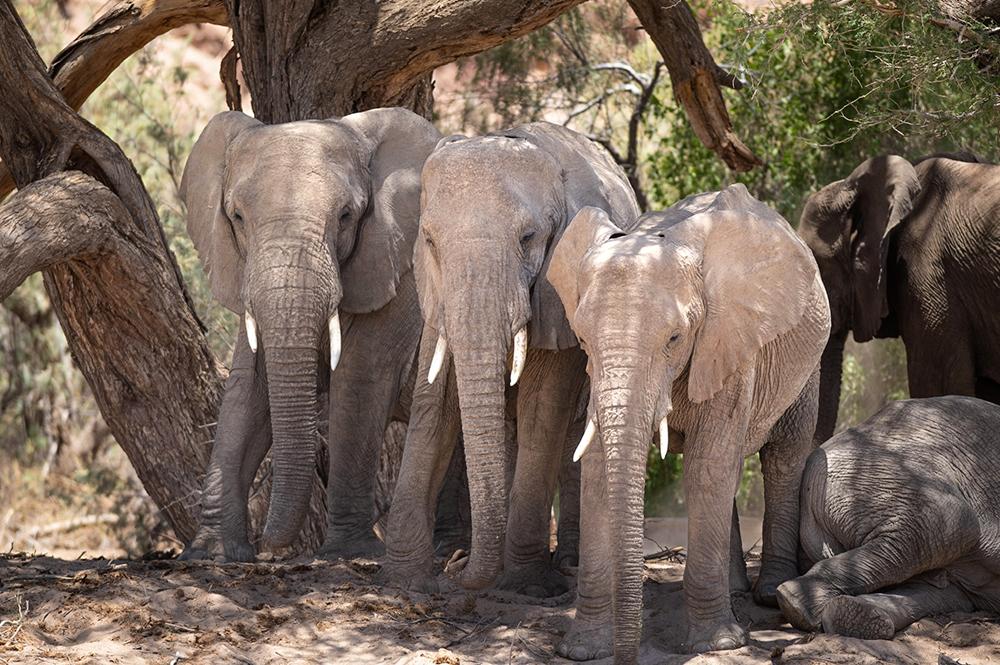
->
[0,170,222,542]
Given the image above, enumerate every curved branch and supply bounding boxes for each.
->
[0,172,124,299]
[0,0,227,199]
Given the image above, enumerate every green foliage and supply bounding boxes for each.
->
[647,0,999,219]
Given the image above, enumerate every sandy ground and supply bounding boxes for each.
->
[2,550,999,665]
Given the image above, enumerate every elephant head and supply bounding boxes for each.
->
[548,185,817,661]
[181,108,440,550]
[797,155,921,441]
[413,123,639,588]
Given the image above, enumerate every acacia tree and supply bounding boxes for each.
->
[0,0,757,546]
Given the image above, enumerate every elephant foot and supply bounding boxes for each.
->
[821,595,896,640]
[553,544,579,573]
[379,562,440,594]
[318,531,385,561]
[685,615,748,653]
[497,561,570,599]
[434,530,471,559]
[556,620,612,661]
[179,529,255,563]
[754,559,798,607]
[776,575,839,632]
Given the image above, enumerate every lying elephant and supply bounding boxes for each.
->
[546,185,830,661]
[385,122,639,596]
[180,108,440,560]
[778,396,1000,640]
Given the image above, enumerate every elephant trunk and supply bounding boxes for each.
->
[443,262,522,589]
[593,339,653,664]
[249,227,339,551]
[814,328,847,444]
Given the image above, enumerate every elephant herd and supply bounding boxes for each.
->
[174,106,1000,663]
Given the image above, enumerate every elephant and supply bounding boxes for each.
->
[178,107,441,561]
[546,185,831,661]
[798,153,1000,442]
[384,122,640,596]
[777,396,1000,640]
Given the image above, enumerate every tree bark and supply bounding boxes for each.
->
[0,2,223,542]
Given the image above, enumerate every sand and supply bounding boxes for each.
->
[2,551,999,665]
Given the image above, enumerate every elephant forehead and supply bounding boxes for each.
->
[426,136,560,183]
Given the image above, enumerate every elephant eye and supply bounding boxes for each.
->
[668,332,681,345]
[339,207,351,223]
[520,231,535,247]
[424,235,435,248]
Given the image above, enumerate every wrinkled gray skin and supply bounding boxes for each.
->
[547,186,830,662]
[778,396,1000,640]
[384,123,640,596]
[179,108,440,560]
[799,154,1000,443]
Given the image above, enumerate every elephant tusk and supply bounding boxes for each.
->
[329,311,342,372]
[573,418,597,462]
[427,335,448,385]
[245,311,258,353]
[659,417,669,459]
[510,326,527,386]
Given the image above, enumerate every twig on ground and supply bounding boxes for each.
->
[0,593,28,646]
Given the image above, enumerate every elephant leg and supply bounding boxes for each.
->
[557,437,613,661]
[182,330,271,563]
[822,577,974,639]
[554,408,584,572]
[906,333,977,398]
[383,324,462,591]
[498,347,587,598]
[433,438,471,557]
[729,499,750,593]
[683,446,748,652]
[320,294,421,560]
[755,368,820,606]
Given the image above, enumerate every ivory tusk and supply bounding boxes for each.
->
[573,418,597,462]
[427,335,448,384]
[659,417,669,459]
[329,311,342,372]
[510,326,527,386]
[245,311,258,353]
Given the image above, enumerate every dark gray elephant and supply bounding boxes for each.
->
[798,153,1000,442]
[384,123,640,596]
[778,396,1000,639]
[179,108,440,561]
[546,186,830,661]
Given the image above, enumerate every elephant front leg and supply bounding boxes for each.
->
[554,410,584,572]
[557,443,613,661]
[182,330,271,562]
[320,303,421,560]
[755,369,820,605]
[382,324,463,591]
[822,578,974,640]
[683,450,748,652]
[498,348,587,599]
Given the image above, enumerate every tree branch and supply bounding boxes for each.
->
[0,0,227,200]
[628,0,761,171]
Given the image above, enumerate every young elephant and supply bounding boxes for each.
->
[385,123,640,596]
[180,108,440,561]
[778,396,1000,640]
[547,185,830,661]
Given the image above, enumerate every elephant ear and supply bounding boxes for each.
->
[547,207,624,328]
[844,155,921,342]
[412,134,468,334]
[337,108,442,314]
[687,185,816,403]
[510,123,640,349]
[180,111,260,313]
